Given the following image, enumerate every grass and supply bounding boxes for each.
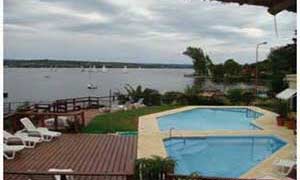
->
[82,104,182,134]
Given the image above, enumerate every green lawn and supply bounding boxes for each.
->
[82,105,182,134]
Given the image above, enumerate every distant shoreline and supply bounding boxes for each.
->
[4,59,193,69]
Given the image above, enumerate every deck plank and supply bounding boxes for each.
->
[4,134,137,180]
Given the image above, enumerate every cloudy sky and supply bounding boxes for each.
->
[4,0,296,64]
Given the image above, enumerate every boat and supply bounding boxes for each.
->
[92,65,97,72]
[87,83,98,89]
[44,75,50,78]
[122,66,128,73]
[87,67,97,89]
[102,65,108,73]
[80,66,85,72]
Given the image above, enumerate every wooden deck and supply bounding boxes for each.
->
[4,134,137,180]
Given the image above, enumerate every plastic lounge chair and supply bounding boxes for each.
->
[4,143,25,160]
[133,98,145,108]
[48,168,74,180]
[20,117,62,142]
[272,158,296,176]
[4,130,42,148]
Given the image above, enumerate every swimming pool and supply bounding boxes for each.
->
[164,136,286,178]
[158,108,262,131]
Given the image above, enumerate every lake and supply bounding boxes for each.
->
[4,68,194,102]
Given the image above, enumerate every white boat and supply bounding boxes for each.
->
[102,65,108,73]
[80,66,85,72]
[92,65,97,72]
[122,66,128,73]
[87,67,97,89]
[87,83,97,89]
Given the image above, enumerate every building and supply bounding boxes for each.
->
[276,74,297,112]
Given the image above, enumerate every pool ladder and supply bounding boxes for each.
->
[169,127,186,146]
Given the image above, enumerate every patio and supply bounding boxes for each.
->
[4,134,137,180]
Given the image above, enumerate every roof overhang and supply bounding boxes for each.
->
[276,88,297,100]
[211,0,296,15]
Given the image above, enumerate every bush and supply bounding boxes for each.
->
[162,91,184,104]
[275,100,289,118]
[143,88,161,106]
[226,89,243,104]
[134,156,175,180]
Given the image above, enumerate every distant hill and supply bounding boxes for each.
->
[4,59,193,69]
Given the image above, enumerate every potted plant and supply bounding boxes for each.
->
[276,101,288,126]
[286,112,296,130]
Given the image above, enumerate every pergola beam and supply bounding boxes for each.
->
[210,0,296,15]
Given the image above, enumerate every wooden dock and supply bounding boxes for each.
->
[4,134,137,180]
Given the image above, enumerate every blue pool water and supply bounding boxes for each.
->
[164,136,286,178]
[158,108,262,131]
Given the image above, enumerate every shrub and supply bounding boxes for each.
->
[275,100,289,118]
[134,155,175,180]
[162,91,184,104]
[143,88,161,106]
[226,88,243,104]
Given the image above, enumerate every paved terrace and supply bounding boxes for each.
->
[5,134,137,180]
[138,106,296,179]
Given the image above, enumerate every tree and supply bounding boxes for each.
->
[224,59,241,76]
[267,33,296,93]
[183,47,212,76]
[211,64,224,82]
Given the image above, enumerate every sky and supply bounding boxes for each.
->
[4,0,296,65]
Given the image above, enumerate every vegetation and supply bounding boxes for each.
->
[118,84,161,106]
[183,47,212,76]
[134,155,175,180]
[226,89,254,105]
[82,105,181,133]
[275,100,289,118]
[4,59,192,69]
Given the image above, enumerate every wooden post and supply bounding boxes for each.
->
[109,89,112,107]
[73,98,76,111]
[54,115,58,131]
[88,96,91,108]
[81,111,85,127]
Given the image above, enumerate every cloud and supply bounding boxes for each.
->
[4,0,296,64]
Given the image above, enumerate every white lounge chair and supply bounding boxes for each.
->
[4,130,42,148]
[20,117,62,142]
[272,158,296,176]
[133,98,145,108]
[4,143,25,160]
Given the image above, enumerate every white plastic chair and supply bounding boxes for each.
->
[20,117,62,142]
[4,130,42,148]
[4,143,25,160]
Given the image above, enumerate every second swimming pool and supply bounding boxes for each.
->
[158,108,262,131]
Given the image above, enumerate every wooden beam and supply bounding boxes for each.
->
[268,0,296,15]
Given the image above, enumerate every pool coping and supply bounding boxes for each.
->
[137,106,296,179]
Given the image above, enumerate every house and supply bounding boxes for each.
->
[276,74,297,112]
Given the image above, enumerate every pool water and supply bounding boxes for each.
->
[164,136,286,178]
[158,108,262,131]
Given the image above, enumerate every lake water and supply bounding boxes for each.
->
[4,68,194,102]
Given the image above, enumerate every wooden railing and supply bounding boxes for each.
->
[166,174,259,180]
[4,171,134,180]
[10,111,85,133]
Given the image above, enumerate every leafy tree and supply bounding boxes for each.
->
[266,31,296,93]
[183,47,212,76]
[224,59,241,76]
[211,64,224,82]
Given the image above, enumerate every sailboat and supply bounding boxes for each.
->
[87,66,97,89]
[101,65,108,73]
[92,65,97,72]
[122,65,128,73]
